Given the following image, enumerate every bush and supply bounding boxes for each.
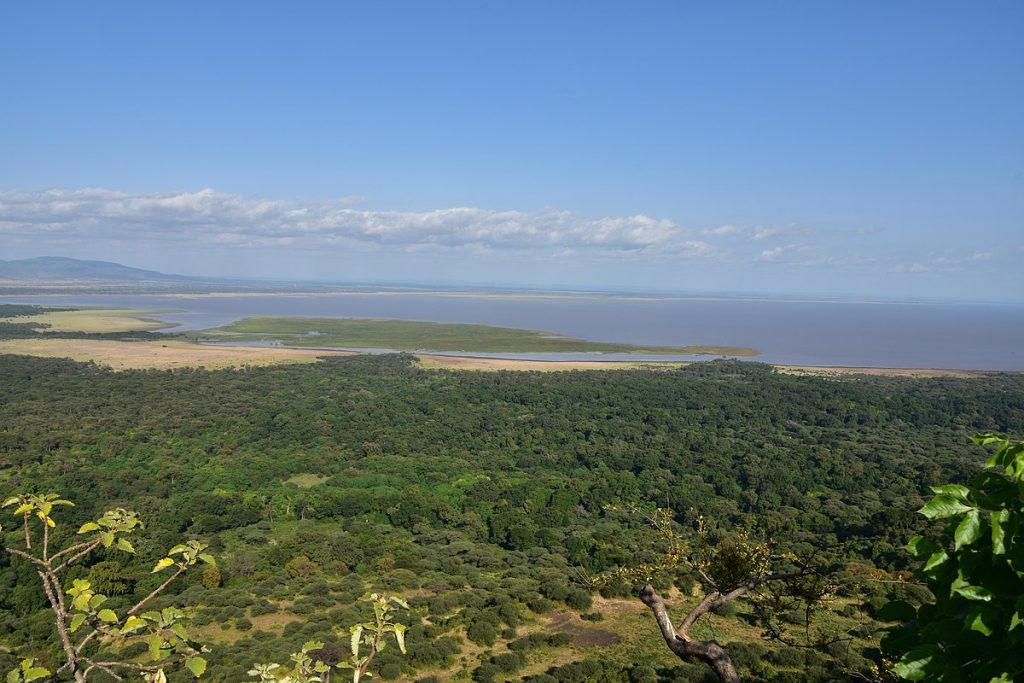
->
[492,651,527,673]
[472,663,499,683]
[466,619,498,646]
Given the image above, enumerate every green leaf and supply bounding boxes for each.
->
[171,623,189,642]
[923,550,950,573]
[1010,597,1024,631]
[350,625,363,657]
[121,616,147,633]
[89,594,107,609]
[894,645,941,680]
[22,670,48,683]
[954,509,983,550]
[393,622,407,654]
[931,484,971,501]
[116,538,135,554]
[973,433,1007,447]
[991,509,1009,555]
[100,531,114,548]
[77,521,100,533]
[198,553,216,566]
[97,608,118,623]
[952,582,993,602]
[919,494,974,520]
[185,657,207,678]
[70,613,87,633]
[967,606,996,636]
[906,536,938,559]
[148,634,164,661]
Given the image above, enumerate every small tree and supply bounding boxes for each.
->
[250,593,409,683]
[1,493,214,682]
[882,434,1024,681]
[600,507,840,683]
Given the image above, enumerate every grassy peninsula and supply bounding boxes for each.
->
[200,316,760,356]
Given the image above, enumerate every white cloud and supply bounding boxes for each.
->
[700,224,740,236]
[0,188,705,257]
[757,243,810,262]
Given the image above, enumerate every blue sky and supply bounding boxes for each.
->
[1,1,1021,300]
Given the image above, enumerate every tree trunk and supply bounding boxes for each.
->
[639,584,741,683]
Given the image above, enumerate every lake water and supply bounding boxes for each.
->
[5,292,1024,370]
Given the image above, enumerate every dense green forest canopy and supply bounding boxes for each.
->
[1,354,1022,681]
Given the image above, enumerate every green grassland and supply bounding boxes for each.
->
[201,316,760,356]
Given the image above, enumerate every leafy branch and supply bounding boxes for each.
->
[1,493,213,682]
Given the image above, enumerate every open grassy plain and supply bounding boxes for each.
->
[201,316,760,356]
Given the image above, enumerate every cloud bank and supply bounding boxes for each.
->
[0,188,715,257]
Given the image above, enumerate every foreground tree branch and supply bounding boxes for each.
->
[639,583,741,683]
[599,506,844,682]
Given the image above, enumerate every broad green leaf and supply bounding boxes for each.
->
[100,531,114,548]
[148,634,164,660]
[967,606,996,636]
[920,495,973,520]
[198,553,216,566]
[954,510,982,550]
[931,484,971,501]
[185,657,207,678]
[171,623,189,642]
[923,550,950,572]
[394,622,407,653]
[116,538,135,554]
[77,521,100,533]
[952,582,993,602]
[1010,597,1024,631]
[991,509,1009,555]
[70,613,87,633]
[89,594,107,609]
[22,670,49,683]
[121,616,147,633]
[973,433,1007,447]
[97,608,118,623]
[894,645,940,681]
[350,625,363,657]
[906,536,938,559]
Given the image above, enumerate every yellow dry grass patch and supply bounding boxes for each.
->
[1,307,176,332]
[0,339,353,369]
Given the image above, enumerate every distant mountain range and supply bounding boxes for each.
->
[0,257,191,282]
